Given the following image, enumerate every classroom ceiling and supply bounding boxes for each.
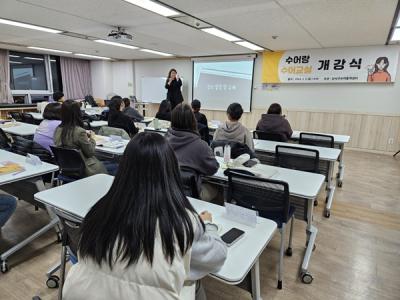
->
[0,0,397,60]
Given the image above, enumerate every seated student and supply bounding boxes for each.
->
[166,104,219,191]
[63,132,227,300]
[53,91,65,103]
[122,98,144,122]
[0,195,17,228]
[155,99,172,121]
[256,103,293,141]
[213,102,254,151]
[54,100,115,176]
[191,99,207,127]
[108,96,138,137]
[33,102,61,153]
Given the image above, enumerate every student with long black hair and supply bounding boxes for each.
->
[63,132,226,300]
[108,95,138,137]
[54,100,116,176]
[165,68,183,109]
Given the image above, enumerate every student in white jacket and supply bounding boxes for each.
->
[63,132,227,300]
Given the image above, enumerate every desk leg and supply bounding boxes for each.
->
[251,260,262,300]
[0,177,60,273]
[300,198,317,284]
[325,161,336,218]
[336,144,345,188]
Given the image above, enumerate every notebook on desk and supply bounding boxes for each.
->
[0,161,25,176]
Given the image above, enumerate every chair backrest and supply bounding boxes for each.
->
[211,140,256,159]
[0,128,11,149]
[53,208,81,257]
[275,145,319,173]
[21,113,35,124]
[11,135,33,156]
[50,146,86,178]
[98,126,130,140]
[225,170,290,223]
[253,130,286,142]
[180,166,200,199]
[9,111,23,122]
[299,132,334,148]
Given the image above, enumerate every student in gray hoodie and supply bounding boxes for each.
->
[166,103,219,193]
[213,102,254,151]
[256,103,293,141]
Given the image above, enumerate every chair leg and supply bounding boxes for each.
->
[58,245,67,300]
[278,224,285,290]
[286,217,294,256]
[394,150,400,157]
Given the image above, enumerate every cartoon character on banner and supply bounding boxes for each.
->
[367,57,391,82]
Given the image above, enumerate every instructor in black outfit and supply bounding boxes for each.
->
[165,68,183,109]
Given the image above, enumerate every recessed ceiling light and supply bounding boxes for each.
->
[140,49,173,56]
[74,53,112,60]
[24,57,44,61]
[50,60,56,62]
[391,28,400,41]
[0,18,62,34]
[94,39,138,50]
[9,54,20,58]
[27,46,72,54]
[235,41,264,51]
[123,0,179,17]
[201,27,241,42]
[10,61,22,64]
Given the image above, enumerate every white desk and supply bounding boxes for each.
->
[144,127,168,135]
[28,112,43,121]
[208,156,324,282]
[34,174,277,300]
[89,120,108,128]
[83,107,108,116]
[254,139,340,218]
[0,122,38,136]
[94,135,129,156]
[0,150,59,272]
[291,130,350,188]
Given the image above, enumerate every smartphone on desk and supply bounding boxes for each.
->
[221,228,245,247]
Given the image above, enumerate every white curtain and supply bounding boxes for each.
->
[60,57,92,99]
[0,49,13,103]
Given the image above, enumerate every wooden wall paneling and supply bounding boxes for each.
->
[358,115,382,150]
[386,117,400,152]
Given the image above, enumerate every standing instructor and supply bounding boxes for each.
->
[165,68,183,109]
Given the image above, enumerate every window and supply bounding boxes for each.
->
[50,55,63,92]
[9,51,48,91]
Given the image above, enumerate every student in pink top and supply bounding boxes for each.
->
[367,57,391,83]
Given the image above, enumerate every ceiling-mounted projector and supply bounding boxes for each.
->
[107,27,133,41]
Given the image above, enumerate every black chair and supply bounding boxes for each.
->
[9,111,23,122]
[275,145,319,173]
[211,140,256,159]
[225,170,295,290]
[180,166,200,199]
[299,132,334,148]
[50,146,86,184]
[253,130,286,142]
[0,128,11,150]
[21,113,36,124]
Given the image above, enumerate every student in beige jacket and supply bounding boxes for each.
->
[63,132,227,300]
[213,102,254,151]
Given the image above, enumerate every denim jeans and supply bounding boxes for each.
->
[0,195,17,227]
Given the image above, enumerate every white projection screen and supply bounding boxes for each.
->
[192,56,255,112]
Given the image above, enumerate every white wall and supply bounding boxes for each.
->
[90,60,113,99]
[112,61,134,98]
[134,59,192,102]
[92,52,400,115]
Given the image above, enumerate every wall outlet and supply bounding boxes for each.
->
[388,138,394,145]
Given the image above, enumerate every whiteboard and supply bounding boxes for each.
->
[140,77,167,103]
